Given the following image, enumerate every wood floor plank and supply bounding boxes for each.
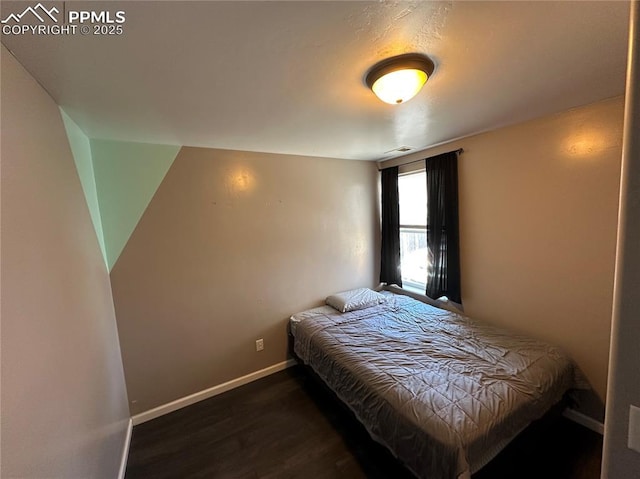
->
[125,366,602,479]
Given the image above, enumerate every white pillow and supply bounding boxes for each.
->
[325,287,386,313]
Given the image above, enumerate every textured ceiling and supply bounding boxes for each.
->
[1,1,631,160]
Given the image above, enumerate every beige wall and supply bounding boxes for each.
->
[382,96,624,401]
[1,48,130,477]
[110,146,380,414]
[603,2,640,476]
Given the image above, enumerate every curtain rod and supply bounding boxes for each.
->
[377,148,464,171]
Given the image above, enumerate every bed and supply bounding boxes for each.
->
[289,287,587,479]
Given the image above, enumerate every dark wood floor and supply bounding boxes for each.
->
[125,366,602,479]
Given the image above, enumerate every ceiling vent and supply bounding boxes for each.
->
[384,146,413,155]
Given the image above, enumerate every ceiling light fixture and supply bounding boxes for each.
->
[365,53,435,105]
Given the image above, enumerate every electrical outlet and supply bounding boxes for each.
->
[255,338,264,352]
[629,405,640,453]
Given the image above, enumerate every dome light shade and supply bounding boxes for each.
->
[365,53,435,105]
[371,69,427,105]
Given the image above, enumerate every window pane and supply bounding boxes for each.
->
[399,171,426,226]
[399,171,428,288]
[400,228,428,287]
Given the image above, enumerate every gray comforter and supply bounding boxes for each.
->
[290,292,585,479]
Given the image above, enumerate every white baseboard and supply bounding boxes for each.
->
[563,407,605,435]
[117,418,133,479]
[131,359,297,426]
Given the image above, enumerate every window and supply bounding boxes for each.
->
[398,170,429,290]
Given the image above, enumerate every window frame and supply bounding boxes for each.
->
[398,167,428,291]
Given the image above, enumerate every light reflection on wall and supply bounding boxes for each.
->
[563,130,608,158]
[226,167,256,194]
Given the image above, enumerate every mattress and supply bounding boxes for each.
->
[290,291,586,479]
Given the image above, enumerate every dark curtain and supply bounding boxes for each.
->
[380,166,402,286]
[425,151,462,303]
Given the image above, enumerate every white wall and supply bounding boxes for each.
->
[1,46,130,478]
